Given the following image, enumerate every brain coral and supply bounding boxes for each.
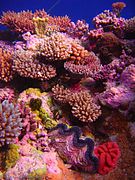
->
[0,100,23,147]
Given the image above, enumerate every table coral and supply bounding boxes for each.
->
[64,51,101,77]
[94,142,121,175]
[49,123,99,173]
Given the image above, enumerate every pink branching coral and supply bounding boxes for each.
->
[52,85,101,122]
[94,142,121,175]
[0,48,14,82]
[18,102,37,134]
[93,10,125,35]
[0,88,15,102]
[64,51,101,77]
[68,91,101,122]
[0,100,23,147]
[49,124,99,173]
[52,84,71,104]
[0,11,34,33]
[20,130,50,152]
[0,10,72,34]
[13,49,56,80]
[68,20,89,38]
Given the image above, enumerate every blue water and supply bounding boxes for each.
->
[0,0,135,25]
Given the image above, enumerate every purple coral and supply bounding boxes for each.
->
[0,88,15,102]
[0,100,23,147]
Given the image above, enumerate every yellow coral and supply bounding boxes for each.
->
[5,144,20,169]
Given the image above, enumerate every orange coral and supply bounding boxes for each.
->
[70,42,89,61]
[0,11,34,33]
[0,48,14,82]
[112,2,126,11]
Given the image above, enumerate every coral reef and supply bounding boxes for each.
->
[0,2,134,179]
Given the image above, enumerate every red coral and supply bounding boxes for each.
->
[94,142,121,175]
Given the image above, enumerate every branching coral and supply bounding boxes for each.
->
[94,142,121,175]
[0,48,14,82]
[0,10,72,34]
[52,85,101,122]
[64,51,101,77]
[52,84,71,104]
[68,91,101,122]
[0,100,23,147]
[13,49,56,80]
[93,10,125,33]
[0,11,34,33]
[49,123,99,173]
[0,88,15,102]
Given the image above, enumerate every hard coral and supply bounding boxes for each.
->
[52,84,71,104]
[0,48,14,82]
[112,2,126,17]
[0,11,34,33]
[0,88,15,102]
[94,142,121,175]
[64,51,101,77]
[13,49,56,80]
[68,91,101,122]
[0,100,23,147]
[52,85,101,122]
[49,124,99,173]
